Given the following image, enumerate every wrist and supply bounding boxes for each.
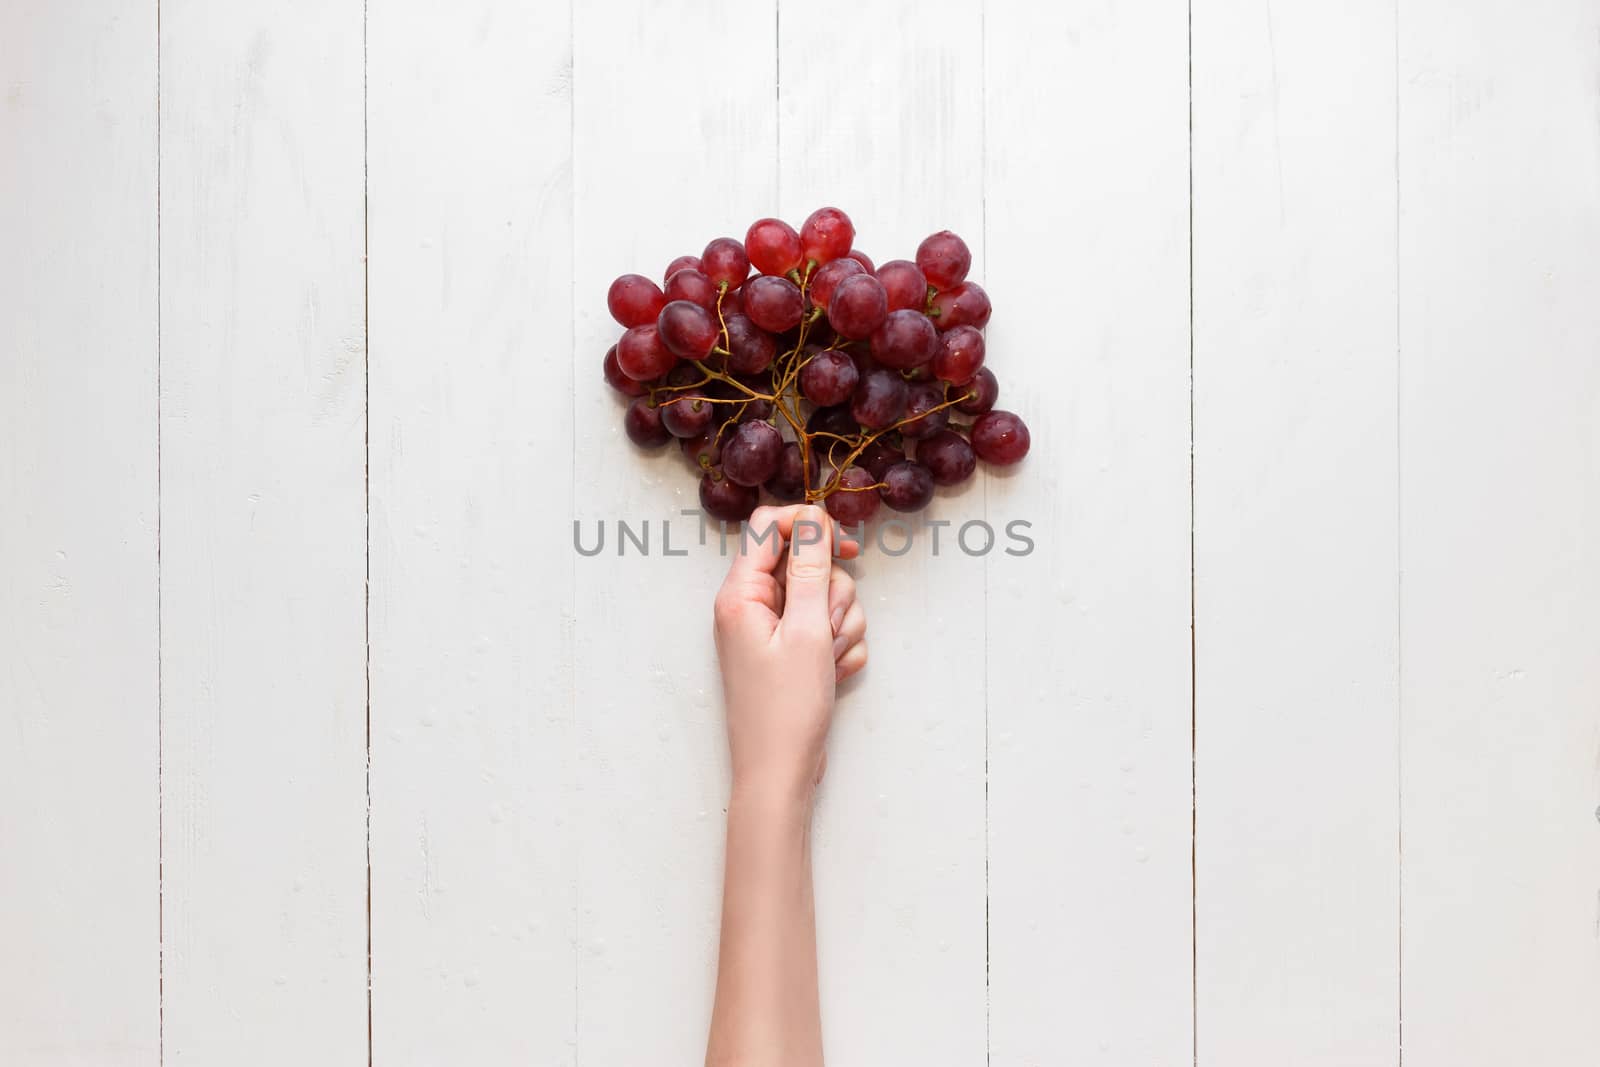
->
[729,773,816,823]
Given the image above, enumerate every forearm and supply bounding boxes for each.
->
[705,783,823,1067]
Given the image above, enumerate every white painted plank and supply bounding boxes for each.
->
[1398,3,1600,1063]
[569,3,775,1063]
[158,1,367,1061]
[0,3,159,1064]
[776,3,988,1064]
[366,0,576,1062]
[1192,0,1400,1062]
[983,1,1195,1062]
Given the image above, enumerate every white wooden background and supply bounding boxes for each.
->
[3,0,1598,1064]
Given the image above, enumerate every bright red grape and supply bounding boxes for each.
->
[663,255,700,284]
[869,308,939,369]
[724,313,776,374]
[847,249,875,273]
[828,274,888,340]
[701,237,750,291]
[915,230,972,291]
[617,323,676,381]
[933,324,985,383]
[665,267,718,310]
[953,367,998,415]
[970,410,1030,465]
[722,419,783,486]
[915,428,977,485]
[899,382,951,439]
[603,344,646,397]
[850,367,909,430]
[624,397,670,448]
[743,275,804,333]
[808,257,864,311]
[825,466,880,525]
[699,471,759,523]
[877,259,928,312]
[930,281,991,330]
[746,218,803,276]
[608,273,667,328]
[799,347,859,407]
[657,300,719,360]
[879,460,935,512]
[800,206,854,266]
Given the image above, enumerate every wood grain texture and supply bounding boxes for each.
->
[1192,0,1401,1061]
[0,3,159,1063]
[983,2,1195,1063]
[367,0,577,1062]
[1398,2,1600,1062]
[776,3,989,1064]
[569,3,776,1063]
[158,1,367,1060]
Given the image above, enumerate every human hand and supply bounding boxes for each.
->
[712,504,868,805]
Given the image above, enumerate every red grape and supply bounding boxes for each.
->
[724,313,776,374]
[899,382,951,439]
[828,274,888,340]
[617,323,676,381]
[930,281,991,330]
[721,286,744,317]
[800,206,854,266]
[970,410,1030,466]
[624,397,671,448]
[933,324,985,384]
[808,257,865,311]
[799,347,859,407]
[915,230,972,291]
[850,367,909,430]
[699,471,758,523]
[847,249,875,273]
[603,344,646,397]
[743,275,804,333]
[746,218,803,276]
[608,273,667,328]
[663,255,700,284]
[953,367,998,415]
[915,428,977,485]
[722,419,783,486]
[657,300,719,360]
[665,268,718,310]
[869,308,939,369]
[825,466,880,524]
[879,460,935,512]
[858,437,905,481]
[757,444,800,501]
[701,237,750,291]
[681,428,723,470]
[660,391,716,439]
[877,259,929,312]
[808,404,858,439]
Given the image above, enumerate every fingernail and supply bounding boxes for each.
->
[832,633,849,660]
[830,605,845,633]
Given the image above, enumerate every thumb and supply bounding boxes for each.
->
[782,505,834,630]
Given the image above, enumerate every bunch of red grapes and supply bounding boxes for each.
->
[602,206,1030,525]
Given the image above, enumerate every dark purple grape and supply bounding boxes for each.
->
[746,218,803,276]
[603,344,646,397]
[799,348,859,407]
[970,410,1031,466]
[663,255,700,284]
[664,362,701,388]
[721,419,783,486]
[933,325,985,383]
[616,324,676,381]
[827,274,888,340]
[857,437,905,481]
[743,275,805,333]
[869,308,938,369]
[808,257,865,311]
[902,362,935,382]
[807,404,858,439]
[915,230,972,291]
[681,428,723,470]
[624,397,671,448]
[800,206,854,266]
[699,471,758,523]
[953,367,998,415]
[608,273,667,328]
[659,391,715,439]
[847,249,875,273]
[657,300,719,360]
[899,382,950,439]
[915,428,977,485]
[724,314,776,374]
[765,442,806,501]
[879,460,935,512]
[930,281,991,330]
[664,268,718,311]
[824,466,879,525]
[878,259,929,312]
[701,237,750,291]
[850,367,908,431]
